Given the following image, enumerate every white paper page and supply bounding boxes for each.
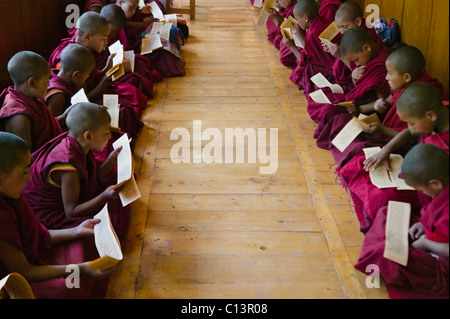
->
[389,154,416,191]
[363,147,398,189]
[71,88,89,105]
[309,89,331,104]
[141,34,163,54]
[113,133,133,185]
[103,94,120,128]
[384,201,411,266]
[160,22,172,40]
[293,32,304,48]
[253,0,263,8]
[331,117,363,153]
[93,205,123,260]
[310,73,344,94]
[138,0,146,9]
[149,21,163,36]
[164,14,177,27]
[119,174,142,207]
[150,1,164,21]
[108,40,124,67]
[124,50,135,73]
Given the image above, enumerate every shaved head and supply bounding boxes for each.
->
[7,51,50,86]
[397,82,443,117]
[340,27,374,56]
[294,0,319,18]
[77,11,110,37]
[0,132,30,174]
[66,102,111,137]
[402,143,449,185]
[386,46,426,80]
[335,1,363,22]
[100,4,127,30]
[60,44,96,74]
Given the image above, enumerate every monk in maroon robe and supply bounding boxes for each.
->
[23,103,130,240]
[272,0,298,68]
[287,0,337,90]
[341,83,449,233]
[0,132,110,299]
[355,144,449,299]
[0,52,63,153]
[317,0,342,21]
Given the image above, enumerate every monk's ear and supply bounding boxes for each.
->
[84,130,93,142]
[427,178,444,195]
[27,77,37,89]
[425,109,438,122]
[72,71,82,82]
[355,17,363,27]
[363,43,372,53]
[403,72,413,84]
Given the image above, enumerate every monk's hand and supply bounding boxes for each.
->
[282,37,296,49]
[363,148,391,172]
[411,235,429,252]
[269,8,284,24]
[141,5,152,15]
[327,43,341,58]
[143,17,159,25]
[104,53,117,73]
[374,98,390,115]
[101,146,122,175]
[352,67,365,82]
[361,122,381,135]
[345,103,359,115]
[75,218,101,238]
[409,222,425,241]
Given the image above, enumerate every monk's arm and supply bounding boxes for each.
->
[4,115,32,150]
[0,240,113,283]
[412,236,449,258]
[48,219,100,245]
[46,93,66,118]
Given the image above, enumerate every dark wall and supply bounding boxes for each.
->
[0,0,85,89]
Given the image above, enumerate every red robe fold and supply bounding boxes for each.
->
[0,194,103,299]
[354,185,449,299]
[22,132,130,240]
[289,16,337,90]
[307,44,392,138]
[277,2,298,68]
[0,87,63,153]
[318,0,342,21]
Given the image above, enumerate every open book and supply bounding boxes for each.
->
[111,133,141,207]
[149,21,172,41]
[384,201,411,266]
[70,88,90,106]
[310,72,344,94]
[106,40,126,81]
[331,113,381,153]
[0,273,34,299]
[103,94,121,132]
[280,16,303,48]
[123,50,135,73]
[149,1,178,26]
[141,34,164,55]
[87,204,123,271]
[319,21,340,46]
[363,147,416,190]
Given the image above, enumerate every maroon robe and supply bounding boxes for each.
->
[49,36,143,140]
[339,128,449,234]
[46,69,80,113]
[354,184,449,299]
[276,2,298,68]
[289,15,337,90]
[317,72,442,168]
[0,194,103,299]
[83,0,114,12]
[307,44,392,138]
[318,0,342,21]
[0,87,63,153]
[22,132,130,240]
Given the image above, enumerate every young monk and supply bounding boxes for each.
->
[49,11,143,140]
[0,132,113,299]
[84,0,115,13]
[325,1,385,92]
[285,0,338,91]
[22,102,130,240]
[307,27,391,138]
[317,46,443,167]
[316,0,342,21]
[0,52,65,153]
[341,83,448,233]
[355,143,449,299]
[46,44,96,118]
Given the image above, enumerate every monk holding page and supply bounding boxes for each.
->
[0,132,113,299]
[355,144,449,299]
[0,52,65,153]
[316,0,342,21]
[22,103,131,241]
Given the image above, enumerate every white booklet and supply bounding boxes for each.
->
[384,201,411,266]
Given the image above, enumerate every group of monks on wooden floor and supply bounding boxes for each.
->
[0,0,448,300]
[0,0,189,298]
[251,0,449,299]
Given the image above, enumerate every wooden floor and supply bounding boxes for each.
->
[105,0,388,299]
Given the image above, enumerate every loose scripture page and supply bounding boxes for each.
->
[119,173,141,207]
[309,89,332,104]
[87,204,123,271]
[384,201,411,266]
[319,21,340,46]
[103,94,120,129]
[389,154,416,191]
[123,50,135,73]
[0,273,34,299]
[141,34,163,55]
[331,117,363,152]
[363,147,398,188]
[107,40,125,81]
[263,0,276,13]
[164,14,177,27]
[71,88,89,105]
[149,1,165,21]
[160,22,172,41]
[310,73,344,94]
[253,0,263,8]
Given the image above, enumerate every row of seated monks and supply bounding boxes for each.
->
[0,0,190,298]
[252,0,448,299]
